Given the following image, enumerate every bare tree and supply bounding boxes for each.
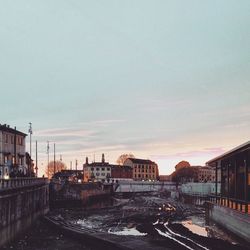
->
[117,153,135,165]
[45,160,67,179]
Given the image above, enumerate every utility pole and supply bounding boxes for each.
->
[47,141,50,178]
[53,143,56,177]
[28,123,32,176]
[35,141,38,177]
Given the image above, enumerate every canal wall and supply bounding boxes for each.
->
[50,181,113,208]
[0,178,49,247]
[207,203,250,243]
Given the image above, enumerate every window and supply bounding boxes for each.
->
[96,168,100,171]
[91,168,94,171]
[96,173,100,176]
[101,173,105,176]
[102,168,105,171]
[11,136,14,144]
[107,168,110,171]
[5,134,8,143]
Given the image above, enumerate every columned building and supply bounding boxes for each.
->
[0,124,27,179]
[123,158,159,181]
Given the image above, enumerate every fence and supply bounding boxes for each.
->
[0,177,48,190]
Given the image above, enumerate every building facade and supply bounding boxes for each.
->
[0,124,27,179]
[123,158,159,181]
[111,165,133,180]
[83,154,112,182]
[197,166,216,183]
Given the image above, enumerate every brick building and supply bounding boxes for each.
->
[111,165,133,180]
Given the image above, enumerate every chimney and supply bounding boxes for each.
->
[86,157,89,164]
[102,153,105,164]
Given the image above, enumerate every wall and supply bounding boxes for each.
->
[114,180,176,193]
[0,178,49,247]
[208,203,250,243]
[50,181,112,208]
[180,182,221,196]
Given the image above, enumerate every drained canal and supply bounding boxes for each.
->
[3,192,249,250]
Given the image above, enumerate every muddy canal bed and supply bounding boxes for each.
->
[48,193,249,250]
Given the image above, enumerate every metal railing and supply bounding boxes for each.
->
[0,178,48,190]
[209,195,250,215]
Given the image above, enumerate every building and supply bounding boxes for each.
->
[123,158,159,181]
[83,154,112,182]
[0,124,27,179]
[111,165,133,181]
[206,141,250,242]
[159,175,172,182]
[197,166,216,183]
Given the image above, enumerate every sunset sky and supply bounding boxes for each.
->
[1,1,249,176]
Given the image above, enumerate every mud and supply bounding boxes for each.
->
[48,192,249,250]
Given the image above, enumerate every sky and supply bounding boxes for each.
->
[0,0,249,176]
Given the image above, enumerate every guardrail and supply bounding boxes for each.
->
[0,178,48,190]
[208,195,250,214]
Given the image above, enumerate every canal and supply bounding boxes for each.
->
[2,193,249,250]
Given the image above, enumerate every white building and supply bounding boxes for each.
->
[0,124,27,179]
[83,154,111,182]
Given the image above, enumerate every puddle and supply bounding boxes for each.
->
[181,220,208,237]
[108,227,147,236]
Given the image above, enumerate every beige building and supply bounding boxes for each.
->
[0,124,27,179]
[123,158,159,181]
[197,166,216,183]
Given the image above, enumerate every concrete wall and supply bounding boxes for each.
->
[208,203,250,243]
[0,179,49,247]
[115,180,176,193]
[180,182,221,196]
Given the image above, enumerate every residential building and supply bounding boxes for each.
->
[123,158,159,181]
[197,166,216,183]
[0,124,27,179]
[83,154,111,182]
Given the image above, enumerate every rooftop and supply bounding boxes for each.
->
[0,124,27,137]
[125,158,157,165]
[206,141,250,165]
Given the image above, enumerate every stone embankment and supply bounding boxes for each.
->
[50,180,113,208]
[0,178,49,247]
